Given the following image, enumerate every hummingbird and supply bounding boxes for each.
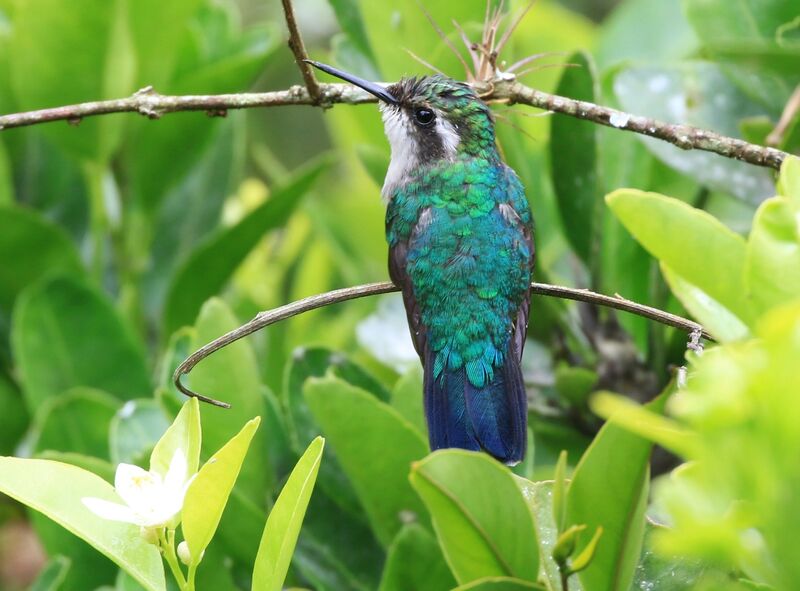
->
[307,60,535,465]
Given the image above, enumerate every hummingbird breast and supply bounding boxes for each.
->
[386,156,534,387]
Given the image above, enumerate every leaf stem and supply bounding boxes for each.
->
[160,528,187,590]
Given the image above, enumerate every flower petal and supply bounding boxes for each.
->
[115,463,162,513]
[82,497,140,525]
[163,448,188,494]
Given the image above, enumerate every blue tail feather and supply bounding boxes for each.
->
[424,343,527,465]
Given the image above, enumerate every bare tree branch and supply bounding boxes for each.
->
[173,281,712,408]
[0,80,789,171]
[280,0,322,104]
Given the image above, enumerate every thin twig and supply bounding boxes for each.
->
[173,281,712,408]
[767,84,800,147]
[0,81,788,171]
[280,0,322,104]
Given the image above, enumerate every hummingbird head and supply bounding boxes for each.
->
[306,61,496,196]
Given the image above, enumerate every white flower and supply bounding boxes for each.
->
[82,449,192,528]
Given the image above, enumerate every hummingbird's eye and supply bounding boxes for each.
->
[413,107,435,127]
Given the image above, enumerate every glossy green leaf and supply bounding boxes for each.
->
[389,366,426,437]
[565,393,668,591]
[29,555,71,591]
[129,18,278,217]
[252,436,324,591]
[613,63,775,201]
[31,387,120,460]
[149,397,200,478]
[293,488,384,591]
[683,0,800,107]
[305,376,428,546]
[452,578,546,591]
[778,156,800,200]
[745,197,800,317]
[0,206,83,313]
[410,450,540,585]
[37,451,116,484]
[109,399,171,466]
[182,416,260,562]
[10,0,134,161]
[163,158,329,334]
[378,523,456,591]
[550,51,600,264]
[661,264,750,343]
[514,479,575,590]
[284,346,389,519]
[327,0,379,73]
[12,276,151,411]
[606,189,752,324]
[594,0,697,68]
[0,458,165,591]
[127,0,203,88]
[185,299,269,565]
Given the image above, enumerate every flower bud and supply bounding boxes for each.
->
[178,540,204,565]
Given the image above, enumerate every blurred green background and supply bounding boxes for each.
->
[0,0,798,589]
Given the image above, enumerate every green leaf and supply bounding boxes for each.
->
[378,523,456,591]
[550,51,600,264]
[0,140,13,205]
[555,364,598,407]
[513,479,574,590]
[293,488,384,591]
[37,451,116,484]
[565,393,668,591]
[127,0,203,88]
[10,0,134,161]
[612,62,775,200]
[29,555,71,591]
[12,276,151,411]
[182,416,260,563]
[0,373,29,454]
[0,457,165,591]
[163,158,329,334]
[594,0,697,69]
[284,346,389,519]
[185,299,269,565]
[389,366,426,437]
[327,0,379,73]
[252,436,324,591]
[110,400,171,466]
[0,206,83,313]
[661,264,751,343]
[745,197,800,317]
[129,18,279,217]
[552,450,568,533]
[606,189,753,325]
[410,450,540,585]
[304,376,428,546]
[31,387,120,460]
[452,577,546,591]
[683,0,800,108]
[778,156,800,200]
[149,397,200,479]
[355,143,390,188]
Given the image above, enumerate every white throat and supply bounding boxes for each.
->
[379,105,460,201]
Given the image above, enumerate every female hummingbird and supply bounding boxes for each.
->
[308,61,535,465]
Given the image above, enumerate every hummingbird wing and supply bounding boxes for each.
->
[388,215,428,357]
[501,168,536,361]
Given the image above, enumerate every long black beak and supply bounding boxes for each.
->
[304,60,398,105]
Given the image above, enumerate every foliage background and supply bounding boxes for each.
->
[0,0,798,589]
